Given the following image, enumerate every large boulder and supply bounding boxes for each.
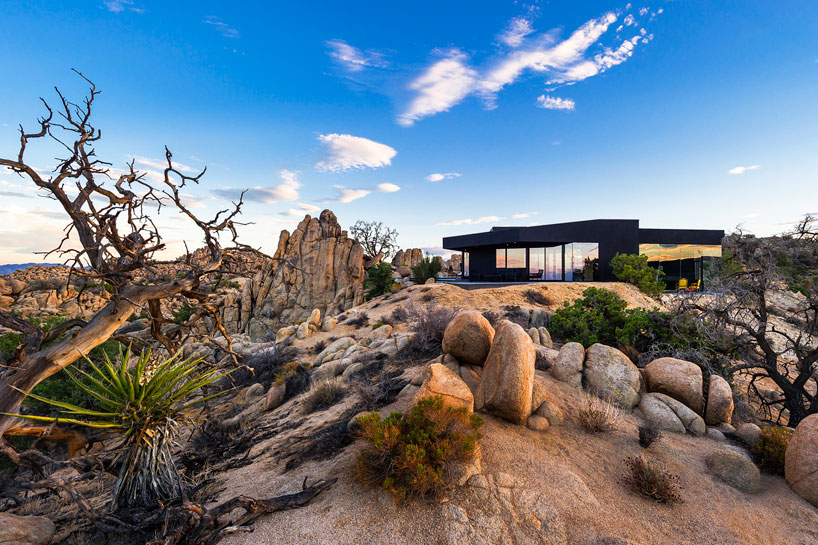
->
[0,513,55,545]
[705,375,734,425]
[550,342,584,388]
[785,414,818,507]
[534,345,559,371]
[415,363,474,412]
[706,449,761,493]
[639,392,705,435]
[583,344,641,409]
[736,422,762,448]
[643,357,704,414]
[474,320,535,424]
[442,311,495,366]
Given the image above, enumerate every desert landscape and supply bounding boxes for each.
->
[1,3,817,544]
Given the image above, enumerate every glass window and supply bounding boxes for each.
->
[496,248,506,268]
[507,248,526,268]
[545,246,562,280]
[463,251,469,277]
[639,243,722,290]
[529,248,545,279]
[569,243,599,281]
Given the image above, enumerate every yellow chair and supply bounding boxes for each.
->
[677,278,688,291]
[688,280,701,292]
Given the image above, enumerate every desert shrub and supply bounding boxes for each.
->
[638,421,662,448]
[406,303,458,353]
[218,279,241,290]
[302,378,346,413]
[390,306,408,324]
[312,340,327,354]
[577,393,621,433]
[0,332,23,366]
[622,455,683,504]
[13,346,227,509]
[610,253,666,296]
[233,342,300,387]
[751,426,792,475]
[345,313,370,328]
[364,263,394,300]
[502,305,530,328]
[411,257,442,285]
[354,395,483,501]
[481,310,501,326]
[551,287,628,347]
[372,321,386,329]
[173,301,195,323]
[524,289,551,306]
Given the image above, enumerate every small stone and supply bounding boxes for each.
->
[537,327,554,349]
[527,415,550,432]
[466,474,490,489]
[0,513,55,545]
[535,400,564,427]
[550,342,584,388]
[263,383,286,411]
[706,427,726,441]
[245,383,264,401]
[735,423,762,448]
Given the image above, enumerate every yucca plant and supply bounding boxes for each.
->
[6,345,227,510]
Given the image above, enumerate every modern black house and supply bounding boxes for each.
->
[442,219,724,289]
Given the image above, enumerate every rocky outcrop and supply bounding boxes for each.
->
[220,210,365,339]
[392,248,424,268]
[583,343,641,409]
[705,375,734,425]
[415,363,475,412]
[442,311,495,365]
[785,414,818,507]
[474,320,535,424]
[643,357,704,414]
[639,392,705,435]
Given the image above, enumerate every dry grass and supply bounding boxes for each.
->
[638,421,662,448]
[577,393,621,433]
[302,378,346,413]
[622,455,684,504]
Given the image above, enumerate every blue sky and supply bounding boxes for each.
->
[1,0,816,263]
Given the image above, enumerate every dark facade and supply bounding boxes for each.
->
[442,219,724,287]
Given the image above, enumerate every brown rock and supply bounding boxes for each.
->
[442,311,495,366]
[414,363,474,412]
[0,512,55,545]
[551,342,584,387]
[583,343,641,409]
[706,449,761,493]
[705,375,734,425]
[263,383,286,411]
[527,415,550,432]
[785,414,818,507]
[474,320,535,424]
[643,357,704,414]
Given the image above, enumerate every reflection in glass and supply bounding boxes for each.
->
[546,246,562,280]
[529,247,545,279]
[568,243,599,281]
[463,252,469,277]
[496,248,506,268]
[507,248,526,268]
[639,243,721,290]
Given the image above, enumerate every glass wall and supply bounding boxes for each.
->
[565,243,599,281]
[496,248,506,268]
[639,244,721,290]
[545,246,562,280]
[463,251,469,277]
[529,247,545,280]
[507,248,526,268]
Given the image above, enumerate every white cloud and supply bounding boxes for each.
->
[426,172,461,182]
[203,16,239,38]
[326,39,387,71]
[376,183,401,192]
[103,0,143,13]
[212,169,301,203]
[728,165,761,175]
[511,213,531,219]
[499,17,535,47]
[315,134,397,172]
[133,156,199,174]
[536,95,575,110]
[639,7,649,16]
[332,185,371,203]
[437,215,501,226]
[624,14,635,26]
[281,202,321,216]
[397,50,479,126]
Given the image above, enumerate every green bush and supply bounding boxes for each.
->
[354,396,482,502]
[173,301,195,323]
[0,332,23,366]
[610,253,666,296]
[411,257,442,285]
[751,426,792,475]
[364,263,394,300]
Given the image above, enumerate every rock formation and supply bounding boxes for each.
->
[391,248,424,268]
[220,210,365,339]
[785,413,818,506]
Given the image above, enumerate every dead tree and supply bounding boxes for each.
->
[682,217,818,427]
[349,220,399,262]
[0,71,259,436]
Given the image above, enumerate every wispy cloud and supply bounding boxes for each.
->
[398,9,657,125]
[103,0,143,13]
[133,156,199,174]
[212,169,301,203]
[315,134,397,172]
[536,95,575,110]
[326,39,387,71]
[437,215,501,226]
[397,50,478,127]
[331,185,371,203]
[0,189,33,199]
[203,16,240,39]
[426,172,461,182]
[376,183,401,192]
[498,17,535,47]
[280,203,321,217]
[728,165,761,175]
